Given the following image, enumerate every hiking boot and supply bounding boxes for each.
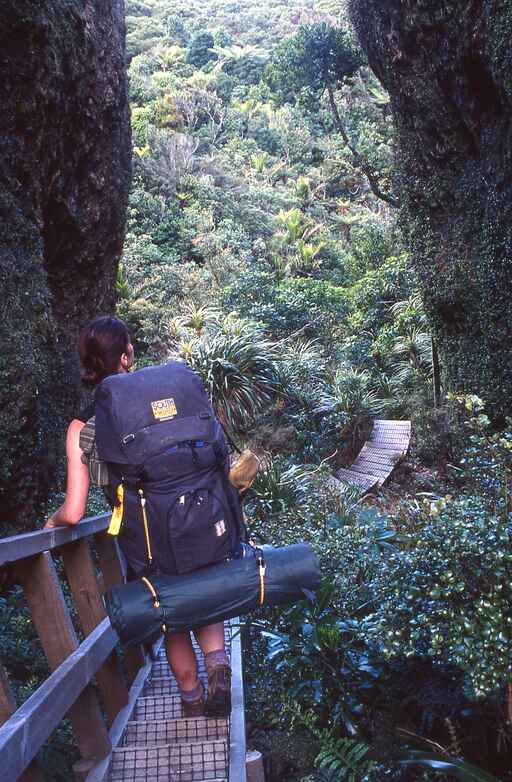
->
[205,664,231,718]
[181,693,205,718]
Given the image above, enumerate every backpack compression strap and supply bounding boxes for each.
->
[141,576,167,634]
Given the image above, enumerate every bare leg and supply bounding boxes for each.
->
[194,622,225,655]
[165,630,200,691]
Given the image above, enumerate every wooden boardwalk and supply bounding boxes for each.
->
[333,419,411,493]
[86,622,245,782]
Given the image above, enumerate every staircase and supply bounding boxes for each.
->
[86,621,245,782]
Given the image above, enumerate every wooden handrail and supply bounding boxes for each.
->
[0,620,117,782]
[0,513,110,566]
[0,514,145,782]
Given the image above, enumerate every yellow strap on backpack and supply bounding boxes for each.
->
[108,484,124,536]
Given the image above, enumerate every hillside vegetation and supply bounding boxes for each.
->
[2,1,512,780]
[116,1,512,779]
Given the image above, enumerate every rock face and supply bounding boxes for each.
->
[0,1,131,530]
[349,1,512,419]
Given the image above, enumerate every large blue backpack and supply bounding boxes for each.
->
[94,361,244,577]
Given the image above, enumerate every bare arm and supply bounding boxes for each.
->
[45,420,90,527]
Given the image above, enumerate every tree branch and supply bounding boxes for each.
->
[327,84,400,208]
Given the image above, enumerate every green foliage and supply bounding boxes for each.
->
[131,105,154,146]
[398,751,501,782]
[247,458,318,520]
[363,411,512,699]
[314,736,375,781]
[266,22,363,106]
[179,320,283,435]
[186,30,217,68]
[106,3,512,779]
[315,366,385,447]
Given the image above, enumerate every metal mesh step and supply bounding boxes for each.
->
[108,739,228,781]
[134,694,184,722]
[85,618,244,782]
[143,674,207,698]
[123,718,228,748]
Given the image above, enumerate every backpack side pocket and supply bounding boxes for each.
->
[168,489,233,574]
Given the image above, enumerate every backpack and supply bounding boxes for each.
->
[94,361,245,578]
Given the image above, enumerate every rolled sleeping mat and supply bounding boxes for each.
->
[105,543,320,647]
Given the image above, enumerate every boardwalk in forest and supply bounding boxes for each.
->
[333,419,411,494]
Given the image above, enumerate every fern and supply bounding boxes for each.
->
[314,737,376,781]
[311,763,346,782]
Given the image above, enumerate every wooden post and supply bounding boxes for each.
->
[15,553,111,764]
[246,750,265,782]
[94,531,145,681]
[61,539,128,724]
[0,659,15,726]
[0,659,44,782]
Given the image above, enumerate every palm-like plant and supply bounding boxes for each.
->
[390,329,433,409]
[247,458,317,518]
[209,43,269,74]
[315,367,386,447]
[390,291,427,325]
[167,316,184,345]
[288,239,325,275]
[275,209,325,275]
[278,339,327,406]
[392,328,432,372]
[178,339,196,363]
[294,175,311,202]
[250,151,269,174]
[179,302,218,335]
[277,207,307,244]
[181,323,283,435]
[116,263,130,301]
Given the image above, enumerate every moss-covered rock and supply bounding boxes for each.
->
[0,1,131,530]
[349,0,512,419]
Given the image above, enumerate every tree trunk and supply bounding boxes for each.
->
[0,1,131,530]
[349,0,512,419]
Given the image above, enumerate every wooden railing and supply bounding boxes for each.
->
[0,514,145,782]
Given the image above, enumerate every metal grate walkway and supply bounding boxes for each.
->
[333,419,411,494]
[86,621,246,782]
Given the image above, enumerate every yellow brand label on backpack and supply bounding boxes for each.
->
[108,485,124,536]
[151,397,177,421]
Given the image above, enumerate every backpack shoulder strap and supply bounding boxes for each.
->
[79,416,110,487]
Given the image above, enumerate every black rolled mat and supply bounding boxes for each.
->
[105,544,320,646]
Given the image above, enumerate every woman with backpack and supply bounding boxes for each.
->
[45,315,232,718]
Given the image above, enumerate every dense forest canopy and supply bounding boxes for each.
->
[109,0,512,776]
[2,1,512,780]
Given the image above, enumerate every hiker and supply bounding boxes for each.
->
[45,315,232,718]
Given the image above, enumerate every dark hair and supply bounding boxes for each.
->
[79,316,131,387]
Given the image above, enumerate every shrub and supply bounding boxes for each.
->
[186,31,217,68]
[364,408,512,700]
[178,321,283,436]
